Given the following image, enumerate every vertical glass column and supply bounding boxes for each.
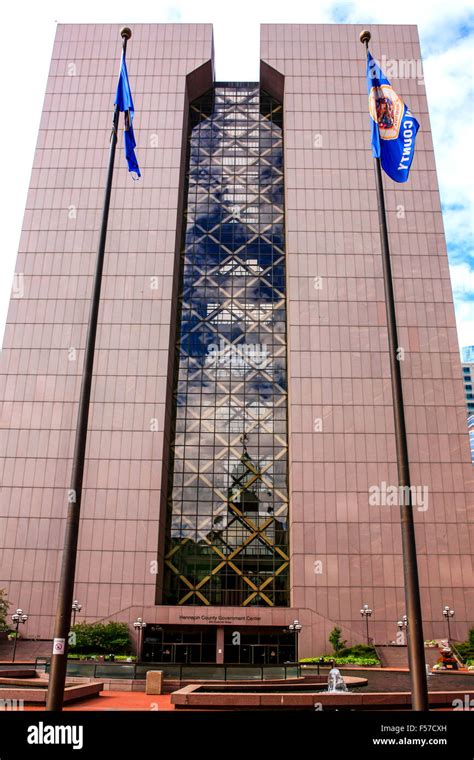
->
[163,84,289,607]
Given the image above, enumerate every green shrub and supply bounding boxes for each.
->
[338,644,377,659]
[307,638,380,664]
[300,655,379,666]
[67,651,136,662]
[454,628,474,662]
[0,588,10,631]
[455,641,474,661]
[329,626,347,653]
[69,621,131,655]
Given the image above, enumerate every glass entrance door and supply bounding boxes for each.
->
[224,628,295,664]
[174,644,201,663]
[251,645,266,664]
[142,626,216,663]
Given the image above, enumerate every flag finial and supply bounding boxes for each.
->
[359,30,371,46]
[121,26,132,40]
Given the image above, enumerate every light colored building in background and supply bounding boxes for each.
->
[461,363,474,417]
[468,415,474,465]
[461,360,474,464]
[0,23,472,661]
[462,346,474,364]
[461,348,474,464]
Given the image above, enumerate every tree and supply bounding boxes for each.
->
[69,621,131,655]
[329,626,347,653]
[0,588,11,631]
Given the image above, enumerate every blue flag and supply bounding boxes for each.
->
[366,52,419,183]
[114,53,141,178]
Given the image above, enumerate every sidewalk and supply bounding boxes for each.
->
[23,692,175,711]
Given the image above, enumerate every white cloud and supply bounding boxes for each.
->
[450,263,474,352]
[450,263,474,298]
[423,36,474,255]
[453,298,474,351]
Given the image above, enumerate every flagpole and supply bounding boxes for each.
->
[360,30,429,711]
[46,26,132,712]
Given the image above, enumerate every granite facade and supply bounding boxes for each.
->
[0,23,472,658]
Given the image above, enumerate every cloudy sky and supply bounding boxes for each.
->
[1,0,473,351]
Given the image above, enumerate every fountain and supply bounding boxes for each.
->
[327,665,348,693]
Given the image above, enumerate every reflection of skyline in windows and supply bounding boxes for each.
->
[206,302,274,324]
[163,84,289,607]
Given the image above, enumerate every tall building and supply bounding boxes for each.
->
[461,351,474,464]
[461,361,474,465]
[462,363,474,417]
[462,346,474,364]
[0,23,472,663]
[468,415,474,466]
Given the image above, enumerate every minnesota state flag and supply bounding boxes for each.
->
[115,52,141,178]
[366,52,419,183]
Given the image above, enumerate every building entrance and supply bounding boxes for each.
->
[224,628,295,664]
[141,626,216,663]
[141,625,296,664]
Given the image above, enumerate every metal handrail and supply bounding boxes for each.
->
[449,642,466,666]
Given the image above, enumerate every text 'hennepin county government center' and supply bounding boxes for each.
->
[0,23,472,664]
